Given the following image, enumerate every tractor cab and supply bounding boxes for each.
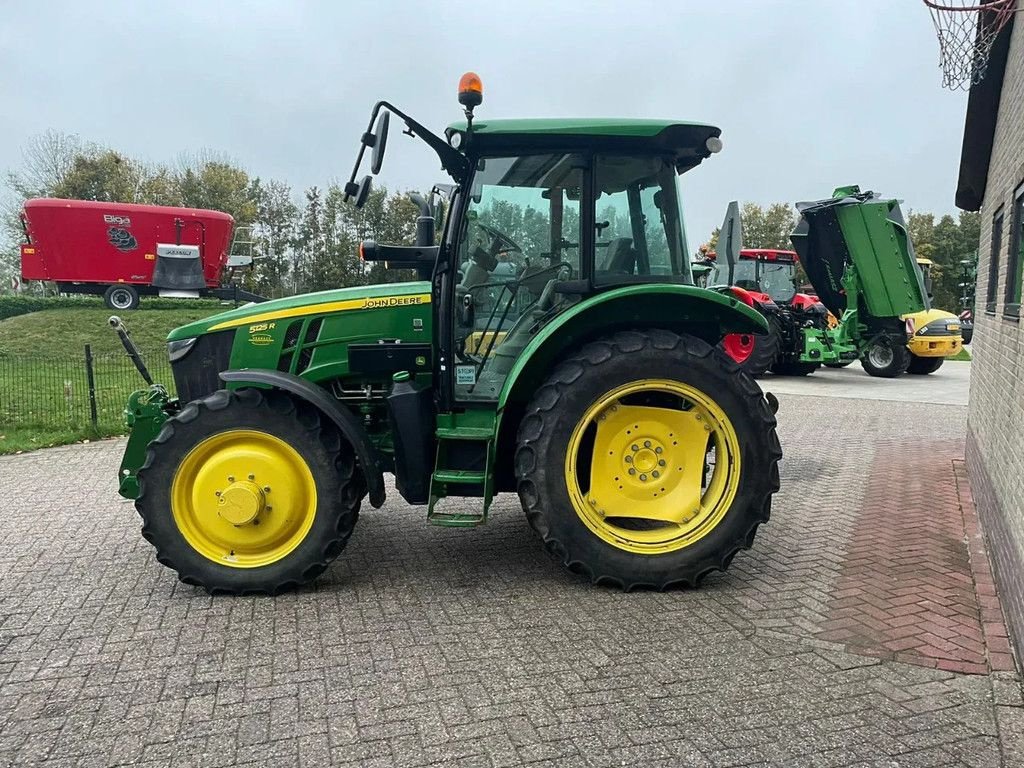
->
[707,248,802,305]
[345,76,754,406]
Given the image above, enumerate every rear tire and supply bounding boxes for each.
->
[861,339,911,378]
[135,388,363,594]
[721,316,780,377]
[104,284,140,310]
[907,355,944,375]
[514,329,781,590]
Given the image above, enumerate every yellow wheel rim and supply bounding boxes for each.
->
[171,429,317,568]
[564,379,742,555]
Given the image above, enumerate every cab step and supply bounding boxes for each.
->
[432,469,487,484]
[428,420,495,527]
[427,509,486,528]
[435,426,492,440]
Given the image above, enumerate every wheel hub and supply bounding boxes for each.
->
[868,345,894,368]
[218,480,265,525]
[623,440,666,482]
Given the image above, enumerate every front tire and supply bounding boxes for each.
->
[515,329,781,589]
[861,339,911,378]
[136,388,364,594]
[907,355,944,375]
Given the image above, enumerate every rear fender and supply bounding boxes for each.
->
[498,285,765,413]
[219,369,386,508]
[491,285,766,488]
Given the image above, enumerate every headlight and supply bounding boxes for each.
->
[168,337,198,362]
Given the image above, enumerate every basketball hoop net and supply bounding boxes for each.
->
[924,0,1020,90]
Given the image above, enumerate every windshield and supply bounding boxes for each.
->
[711,260,757,289]
[760,262,797,302]
[710,259,796,302]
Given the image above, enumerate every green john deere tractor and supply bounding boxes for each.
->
[113,74,782,594]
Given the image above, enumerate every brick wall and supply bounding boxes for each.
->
[967,17,1024,658]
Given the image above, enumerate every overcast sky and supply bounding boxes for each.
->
[1,0,966,246]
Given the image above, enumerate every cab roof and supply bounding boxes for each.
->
[445,118,722,173]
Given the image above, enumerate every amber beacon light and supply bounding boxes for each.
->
[458,72,483,108]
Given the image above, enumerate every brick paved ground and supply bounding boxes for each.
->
[2,389,1023,767]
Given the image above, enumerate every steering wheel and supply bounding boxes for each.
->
[474,222,524,257]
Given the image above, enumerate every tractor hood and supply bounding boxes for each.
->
[790,187,927,322]
[168,281,433,341]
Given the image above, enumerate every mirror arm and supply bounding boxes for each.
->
[347,102,470,199]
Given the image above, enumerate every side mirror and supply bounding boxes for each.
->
[352,175,373,208]
[718,201,743,286]
[371,112,389,174]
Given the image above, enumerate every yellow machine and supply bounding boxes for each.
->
[902,258,962,375]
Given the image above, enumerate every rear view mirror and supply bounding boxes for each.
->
[371,112,390,175]
[353,175,373,208]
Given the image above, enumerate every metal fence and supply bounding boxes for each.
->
[0,347,173,433]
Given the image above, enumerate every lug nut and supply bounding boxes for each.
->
[652,470,660,479]
[655,447,663,454]
[263,486,271,493]
[639,474,647,481]
[625,455,632,464]
[644,440,651,448]
[631,444,638,452]
[248,474,255,481]
[628,468,636,475]
[215,490,221,497]
[659,459,666,467]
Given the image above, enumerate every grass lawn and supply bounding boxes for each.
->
[0,303,225,454]
[949,346,972,361]
[0,305,224,357]
[0,425,120,454]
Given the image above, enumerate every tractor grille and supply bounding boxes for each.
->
[171,330,234,404]
[297,318,323,373]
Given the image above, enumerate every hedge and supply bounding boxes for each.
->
[0,295,224,322]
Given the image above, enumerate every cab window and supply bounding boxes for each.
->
[594,155,690,283]
[453,153,584,401]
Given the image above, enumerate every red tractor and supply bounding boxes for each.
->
[700,248,834,376]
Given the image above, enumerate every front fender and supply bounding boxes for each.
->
[219,369,386,508]
[497,284,766,412]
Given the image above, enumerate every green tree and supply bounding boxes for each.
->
[176,153,256,225]
[700,201,797,255]
[249,178,298,299]
[906,209,980,310]
[740,202,797,249]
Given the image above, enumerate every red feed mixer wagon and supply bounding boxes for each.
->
[19,198,264,310]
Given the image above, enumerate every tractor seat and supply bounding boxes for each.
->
[599,237,635,275]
